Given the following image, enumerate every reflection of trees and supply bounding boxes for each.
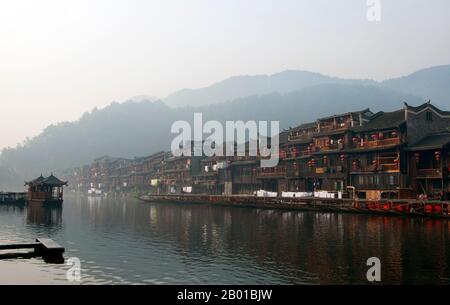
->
[73,196,450,284]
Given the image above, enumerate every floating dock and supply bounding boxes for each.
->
[0,192,26,204]
[0,238,65,263]
[138,194,450,219]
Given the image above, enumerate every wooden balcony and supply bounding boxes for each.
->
[416,168,442,178]
[282,150,313,159]
[198,171,218,177]
[286,168,301,178]
[319,122,351,133]
[313,166,346,177]
[288,133,313,142]
[233,175,256,184]
[354,137,402,150]
[317,143,344,152]
[380,163,399,172]
[256,168,287,178]
[193,176,218,184]
[351,163,399,173]
[28,191,62,201]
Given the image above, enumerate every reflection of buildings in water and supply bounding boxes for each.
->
[86,196,105,225]
[87,196,103,206]
[151,205,418,283]
[26,202,63,227]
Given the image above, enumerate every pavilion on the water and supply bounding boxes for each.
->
[25,174,68,204]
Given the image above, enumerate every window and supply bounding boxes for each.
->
[426,111,433,122]
[374,175,380,185]
[389,175,395,185]
[358,176,364,186]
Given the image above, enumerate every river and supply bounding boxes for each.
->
[0,195,449,284]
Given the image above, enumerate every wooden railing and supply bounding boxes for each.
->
[286,168,300,178]
[193,175,218,183]
[380,163,399,172]
[288,134,311,141]
[354,138,401,149]
[28,192,60,200]
[417,169,442,178]
[317,143,344,152]
[233,156,258,162]
[288,133,313,141]
[319,122,351,132]
[163,167,190,173]
[257,168,287,178]
[282,150,313,159]
[232,175,256,184]
[351,163,399,173]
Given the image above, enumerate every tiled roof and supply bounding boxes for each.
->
[291,122,317,131]
[405,102,450,116]
[31,174,46,184]
[42,174,68,186]
[317,108,373,121]
[407,133,450,151]
[352,110,405,133]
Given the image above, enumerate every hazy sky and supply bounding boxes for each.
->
[1,0,450,150]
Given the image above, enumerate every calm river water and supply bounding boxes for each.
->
[0,195,449,284]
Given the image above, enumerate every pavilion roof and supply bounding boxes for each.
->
[26,174,68,186]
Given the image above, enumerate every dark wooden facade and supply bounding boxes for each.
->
[63,102,450,200]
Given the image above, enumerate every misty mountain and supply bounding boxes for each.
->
[164,66,450,108]
[163,70,377,107]
[381,65,450,107]
[0,84,423,190]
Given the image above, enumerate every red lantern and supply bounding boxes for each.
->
[340,154,346,162]
[435,151,441,161]
[392,131,397,137]
[293,162,298,169]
